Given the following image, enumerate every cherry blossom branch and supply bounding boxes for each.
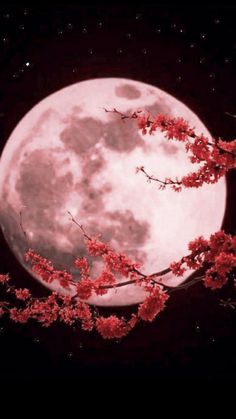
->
[99,266,172,290]
[67,211,92,241]
[67,212,236,296]
[102,107,143,121]
[1,111,236,340]
[168,275,204,294]
[67,210,171,289]
[105,108,236,192]
[136,166,182,189]
[105,107,236,157]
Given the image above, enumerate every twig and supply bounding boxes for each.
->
[136,166,182,186]
[67,211,91,241]
[225,111,236,119]
[19,211,30,247]
[220,298,236,309]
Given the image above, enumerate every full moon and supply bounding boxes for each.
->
[0,78,226,306]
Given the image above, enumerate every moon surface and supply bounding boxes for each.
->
[0,78,226,306]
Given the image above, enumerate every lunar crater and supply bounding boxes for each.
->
[160,142,179,155]
[103,118,143,152]
[115,84,141,99]
[144,101,172,118]
[60,116,103,155]
[105,209,151,246]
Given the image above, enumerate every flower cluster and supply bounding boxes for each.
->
[95,315,131,339]
[7,289,94,330]
[93,270,116,295]
[15,288,31,300]
[25,249,73,288]
[0,274,10,284]
[23,235,145,304]
[136,113,236,190]
[170,231,236,289]
[86,237,109,256]
[74,256,90,278]
[138,286,169,321]
[142,114,194,140]
[86,236,141,278]
[0,237,169,338]
[95,313,139,339]
[76,278,93,300]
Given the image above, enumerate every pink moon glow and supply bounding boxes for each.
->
[0,78,226,306]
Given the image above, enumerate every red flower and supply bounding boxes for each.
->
[209,231,233,256]
[86,237,110,256]
[170,261,186,276]
[204,270,228,290]
[165,117,191,142]
[51,270,72,288]
[149,114,170,134]
[128,314,139,329]
[188,135,210,162]
[96,315,130,339]
[25,249,55,282]
[59,306,76,325]
[137,114,150,135]
[74,256,90,278]
[103,250,141,277]
[29,295,60,327]
[188,236,209,253]
[10,307,31,323]
[75,301,92,321]
[76,278,93,300]
[15,288,31,300]
[138,287,169,322]
[0,274,10,284]
[218,138,236,153]
[75,301,93,331]
[94,270,116,295]
[214,252,236,276]
[81,318,94,331]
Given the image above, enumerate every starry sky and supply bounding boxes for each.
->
[0,2,236,381]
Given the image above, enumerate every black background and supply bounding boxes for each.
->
[0,2,236,381]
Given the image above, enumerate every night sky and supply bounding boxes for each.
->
[0,2,236,381]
